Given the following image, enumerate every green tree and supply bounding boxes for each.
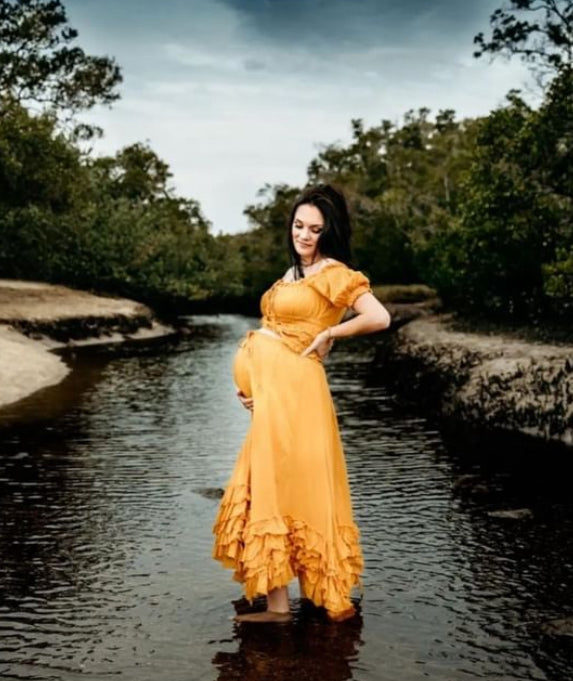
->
[0,99,244,303]
[0,0,122,136]
[0,99,86,277]
[305,110,477,284]
[90,143,174,203]
[423,75,573,320]
[73,145,243,301]
[474,0,573,82]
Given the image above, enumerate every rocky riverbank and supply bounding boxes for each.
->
[0,279,176,409]
[373,313,573,447]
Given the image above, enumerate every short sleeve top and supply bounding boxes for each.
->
[259,261,373,362]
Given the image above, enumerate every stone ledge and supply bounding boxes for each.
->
[373,314,573,447]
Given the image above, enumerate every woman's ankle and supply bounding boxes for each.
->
[266,586,290,613]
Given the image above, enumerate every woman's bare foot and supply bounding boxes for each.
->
[234,610,292,623]
[233,585,291,622]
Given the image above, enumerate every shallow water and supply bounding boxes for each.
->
[0,314,572,681]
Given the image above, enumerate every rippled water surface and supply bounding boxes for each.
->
[1,314,572,681]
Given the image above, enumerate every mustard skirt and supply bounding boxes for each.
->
[212,329,363,619]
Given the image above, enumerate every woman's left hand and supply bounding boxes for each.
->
[300,329,334,359]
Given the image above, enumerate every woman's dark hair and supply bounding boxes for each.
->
[286,183,354,280]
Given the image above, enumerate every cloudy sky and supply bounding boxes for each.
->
[66,0,531,235]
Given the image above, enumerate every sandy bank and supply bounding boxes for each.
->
[0,279,176,409]
[374,314,573,447]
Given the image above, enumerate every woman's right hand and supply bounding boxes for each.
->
[236,390,253,413]
[300,328,335,360]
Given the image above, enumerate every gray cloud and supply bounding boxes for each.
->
[243,58,267,71]
[218,0,499,49]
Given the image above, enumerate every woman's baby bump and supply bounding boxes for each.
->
[233,338,252,399]
[233,328,282,398]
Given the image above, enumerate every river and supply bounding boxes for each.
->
[0,314,572,681]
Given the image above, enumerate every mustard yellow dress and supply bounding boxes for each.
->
[212,261,373,620]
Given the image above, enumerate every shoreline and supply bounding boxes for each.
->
[0,279,177,410]
[373,313,573,447]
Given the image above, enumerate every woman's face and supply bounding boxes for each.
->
[291,203,324,263]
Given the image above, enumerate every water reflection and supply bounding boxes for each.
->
[213,598,363,681]
[0,314,571,680]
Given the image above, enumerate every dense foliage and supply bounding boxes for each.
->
[0,100,243,303]
[431,74,573,318]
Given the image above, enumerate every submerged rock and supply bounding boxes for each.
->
[486,508,534,520]
[539,618,573,638]
[193,487,225,500]
[451,474,490,497]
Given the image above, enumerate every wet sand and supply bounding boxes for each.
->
[0,279,175,408]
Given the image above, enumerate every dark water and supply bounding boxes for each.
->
[0,314,572,681]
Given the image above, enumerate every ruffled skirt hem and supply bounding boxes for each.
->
[212,483,364,619]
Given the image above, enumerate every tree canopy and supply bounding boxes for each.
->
[0,0,122,136]
[474,0,573,82]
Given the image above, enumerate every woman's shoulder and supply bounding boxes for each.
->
[321,257,347,269]
[319,258,356,277]
[308,258,372,307]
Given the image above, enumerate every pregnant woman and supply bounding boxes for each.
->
[212,183,391,623]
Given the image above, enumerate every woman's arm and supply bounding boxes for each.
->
[329,291,391,339]
[300,292,390,358]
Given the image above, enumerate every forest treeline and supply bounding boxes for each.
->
[0,0,571,321]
